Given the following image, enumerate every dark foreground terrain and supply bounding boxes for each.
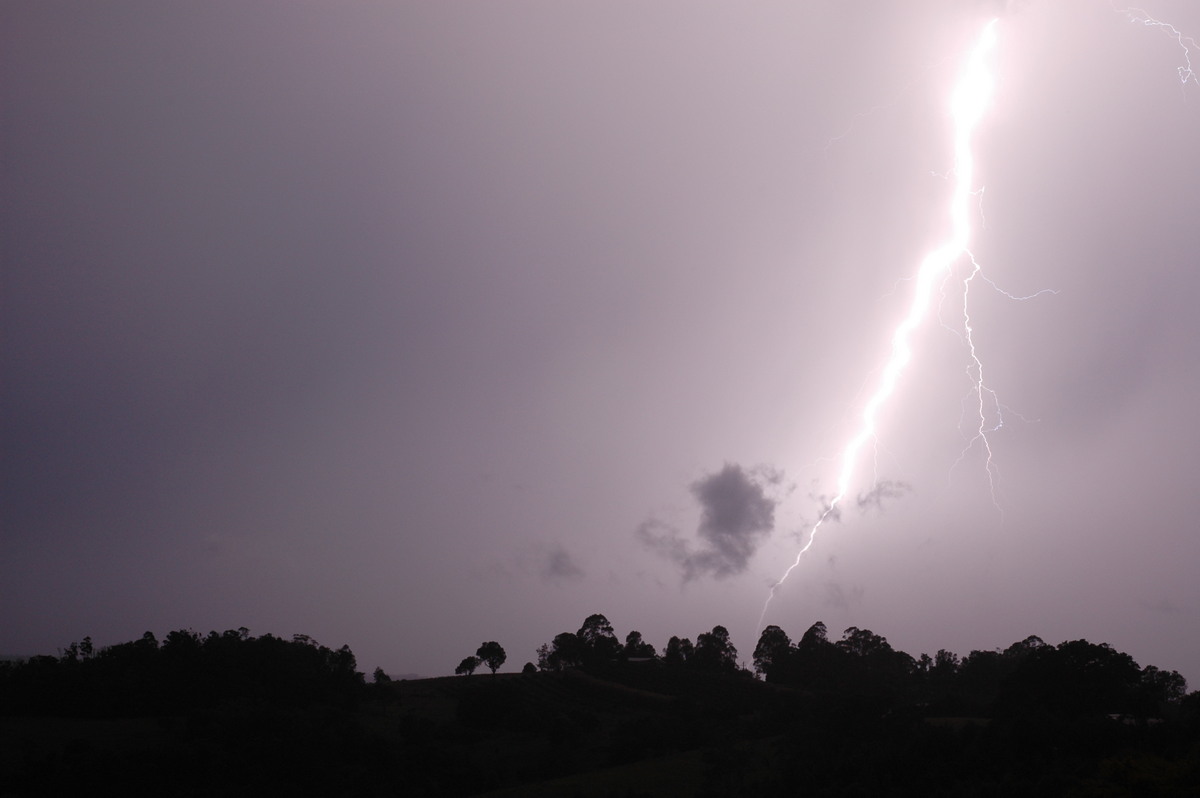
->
[1,621,1197,796]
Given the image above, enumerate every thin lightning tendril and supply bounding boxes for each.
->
[957,252,1001,510]
[1116,4,1199,86]
[756,20,1000,633]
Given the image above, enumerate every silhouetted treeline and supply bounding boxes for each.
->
[0,628,362,718]
[535,614,741,675]
[2,620,1198,796]
[531,614,1191,721]
[0,628,375,797]
[518,614,1200,795]
[748,621,1190,721]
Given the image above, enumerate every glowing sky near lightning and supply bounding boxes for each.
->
[761,21,1001,628]
[2,1,1199,685]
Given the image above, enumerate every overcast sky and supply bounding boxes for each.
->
[4,1,1199,684]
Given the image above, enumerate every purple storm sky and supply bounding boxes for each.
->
[4,1,1199,683]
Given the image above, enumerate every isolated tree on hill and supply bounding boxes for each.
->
[577,613,615,645]
[476,642,506,674]
[455,656,480,676]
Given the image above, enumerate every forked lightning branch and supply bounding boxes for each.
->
[760,3,1199,631]
[759,20,1001,630]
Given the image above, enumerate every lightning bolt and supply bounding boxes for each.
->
[757,19,1000,632]
[1115,4,1199,86]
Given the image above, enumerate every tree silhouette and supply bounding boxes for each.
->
[476,642,506,675]
[538,632,584,671]
[693,626,737,672]
[577,614,620,667]
[1002,639,1144,716]
[1140,664,1188,710]
[836,626,890,658]
[663,636,694,667]
[788,621,844,689]
[752,625,791,681]
[622,631,656,659]
[455,656,480,676]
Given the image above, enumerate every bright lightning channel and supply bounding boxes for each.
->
[757,19,1000,632]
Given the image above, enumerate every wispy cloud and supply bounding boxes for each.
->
[541,545,585,584]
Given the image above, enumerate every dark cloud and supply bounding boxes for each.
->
[541,546,585,584]
[639,471,904,583]
[637,463,777,581]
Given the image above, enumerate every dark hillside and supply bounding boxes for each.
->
[1,624,1198,796]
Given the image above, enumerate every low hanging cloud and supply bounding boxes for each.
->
[638,463,777,581]
[541,545,585,584]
